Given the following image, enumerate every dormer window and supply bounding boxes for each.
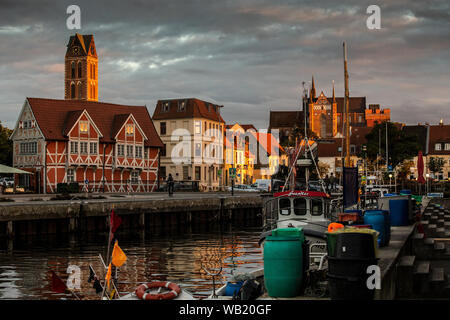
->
[178,101,186,112]
[79,121,88,133]
[126,124,134,136]
[435,143,442,151]
[163,102,170,112]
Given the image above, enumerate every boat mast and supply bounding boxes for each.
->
[343,42,350,167]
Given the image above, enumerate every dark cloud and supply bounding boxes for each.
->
[0,0,449,130]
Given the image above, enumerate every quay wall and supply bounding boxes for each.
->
[0,196,264,238]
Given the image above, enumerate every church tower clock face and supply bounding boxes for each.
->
[72,46,80,55]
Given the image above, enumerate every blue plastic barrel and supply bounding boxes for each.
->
[400,189,411,195]
[389,199,409,226]
[364,210,389,247]
[225,281,244,296]
[381,210,391,245]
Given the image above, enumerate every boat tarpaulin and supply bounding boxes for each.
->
[343,166,359,208]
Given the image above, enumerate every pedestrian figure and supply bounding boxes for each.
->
[167,173,174,196]
[330,173,336,192]
[324,174,330,193]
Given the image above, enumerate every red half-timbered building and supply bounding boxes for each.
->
[10,33,163,193]
[11,98,163,193]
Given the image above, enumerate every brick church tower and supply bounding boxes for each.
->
[64,33,98,101]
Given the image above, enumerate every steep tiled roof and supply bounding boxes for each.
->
[315,96,366,113]
[428,124,450,155]
[240,124,257,132]
[152,98,225,123]
[269,111,305,129]
[26,98,163,148]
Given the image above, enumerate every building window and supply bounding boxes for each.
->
[131,171,139,184]
[127,145,134,157]
[350,145,356,154]
[195,166,201,180]
[162,102,169,112]
[71,83,76,99]
[89,142,97,155]
[117,144,125,156]
[161,144,166,157]
[338,146,342,152]
[79,121,88,133]
[67,169,75,183]
[19,142,37,155]
[195,121,201,134]
[78,83,82,99]
[160,122,166,135]
[195,143,201,157]
[183,166,189,180]
[445,143,450,151]
[71,62,75,78]
[77,61,82,78]
[93,64,95,79]
[178,101,186,112]
[80,142,88,154]
[435,143,442,151]
[135,146,143,158]
[70,141,78,154]
[126,124,134,136]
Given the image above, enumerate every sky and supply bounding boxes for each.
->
[0,0,449,130]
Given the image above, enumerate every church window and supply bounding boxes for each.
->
[71,83,76,99]
[93,64,95,79]
[78,83,82,99]
[71,62,75,78]
[77,61,82,78]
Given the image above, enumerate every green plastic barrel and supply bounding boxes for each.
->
[264,228,304,297]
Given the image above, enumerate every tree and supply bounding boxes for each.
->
[364,122,420,170]
[0,121,13,166]
[427,157,446,178]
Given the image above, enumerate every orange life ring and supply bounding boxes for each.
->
[135,281,181,300]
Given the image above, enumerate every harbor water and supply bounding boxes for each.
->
[0,224,263,300]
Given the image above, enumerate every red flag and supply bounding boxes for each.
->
[110,209,122,233]
[50,271,66,293]
[417,151,425,184]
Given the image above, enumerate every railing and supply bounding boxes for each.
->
[58,180,158,193]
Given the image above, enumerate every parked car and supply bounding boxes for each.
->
[252,179,271,192]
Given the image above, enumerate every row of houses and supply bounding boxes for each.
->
[10,33,284,193]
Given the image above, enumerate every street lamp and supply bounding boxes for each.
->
[388,173,392,191]
[426,173,430,194]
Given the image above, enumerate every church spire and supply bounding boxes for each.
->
[310,75,316,101]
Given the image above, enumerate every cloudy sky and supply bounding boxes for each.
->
[1,0,449,130]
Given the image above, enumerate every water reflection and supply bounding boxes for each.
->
[0,225,263,300]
